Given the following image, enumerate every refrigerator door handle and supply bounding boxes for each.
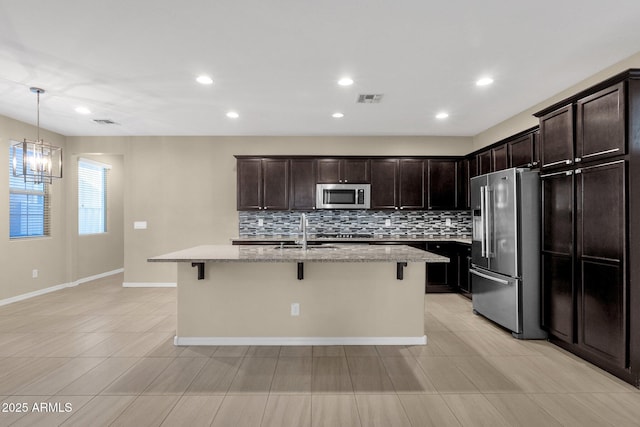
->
[470,269,510,285]
[480,186,487,257]
[484,186,492,258]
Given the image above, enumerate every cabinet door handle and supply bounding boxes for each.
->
[582,148,620,159]
[543,159,573,168]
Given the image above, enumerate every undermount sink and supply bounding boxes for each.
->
[274,244,337,250]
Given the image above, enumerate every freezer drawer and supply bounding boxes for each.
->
[471,268,520,333]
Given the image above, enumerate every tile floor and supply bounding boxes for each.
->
[0,273,638,426]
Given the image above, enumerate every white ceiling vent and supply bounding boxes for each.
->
[357,94,384,104]
[93,119,119,125]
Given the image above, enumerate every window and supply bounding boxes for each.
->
[9,145,50,238]
[78,158,110,235]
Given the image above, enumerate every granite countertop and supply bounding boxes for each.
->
[232,236,472,245]
[149,244,450,263]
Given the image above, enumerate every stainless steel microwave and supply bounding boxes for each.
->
[316,183,371,209]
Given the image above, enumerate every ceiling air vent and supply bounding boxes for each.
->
[93,119,118,125]
[357,94,384,104]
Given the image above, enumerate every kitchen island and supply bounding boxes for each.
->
[149,244,448,346]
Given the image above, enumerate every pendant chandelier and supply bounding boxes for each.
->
[11,87,63,184]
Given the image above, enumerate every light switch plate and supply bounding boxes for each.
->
[134,221,147,229]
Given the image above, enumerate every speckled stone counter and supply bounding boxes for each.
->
[149,243,449,263]
[231,236,472,245]
[149,244,443,346]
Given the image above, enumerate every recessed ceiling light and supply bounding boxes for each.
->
[337,77,354,86]
[196,75,213,85]
[332,112,344,118]
[436,112,449,119]
[476,77,494,86]
[226,111,239,119]
[75,106,91,115]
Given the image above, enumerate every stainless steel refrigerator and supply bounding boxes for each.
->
[470,167,546,339]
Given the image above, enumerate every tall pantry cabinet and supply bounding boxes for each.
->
[535,69,640,386]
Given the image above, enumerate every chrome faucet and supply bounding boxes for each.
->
[297,213,308,250]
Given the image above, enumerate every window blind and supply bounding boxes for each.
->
[78,158,110,235]
[9,145,50,238]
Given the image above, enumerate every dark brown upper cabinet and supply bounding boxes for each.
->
[477,150,491,175]
[399,159,425,209]
[317,158,370,183]
[469,156,479,178]
[491,144,508,171]
[428,159,458,209]
[370,159,398,209]
[540,104,574,170]
[457,158,470,209]
[576,82,626,164]
[370,159,425,210]
[508,133,536,168]
[237,158,289,210]
[237,158,262,210]
[290,159,317,210]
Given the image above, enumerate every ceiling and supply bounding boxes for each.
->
[1,0,639,137]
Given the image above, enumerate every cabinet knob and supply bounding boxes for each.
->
[264,207,268,210]
[532,161,538,166]
[395,207,398,210]
[575,157,582,163]
[565,159,572,165]
[527,163,532,167]
[575,169,582,175]
[400,207,404,210]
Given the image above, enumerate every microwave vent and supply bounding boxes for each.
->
[357,94,384,104]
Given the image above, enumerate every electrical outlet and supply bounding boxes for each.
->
[385,219,391,227]
[291,303,300,316]
[258,219,264,227]
[445,218,452,226]
[32,269,38,278]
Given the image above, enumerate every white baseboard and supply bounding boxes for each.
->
[174,335,427,346]
[70,268,124,287]
[122,282,177,288]
[0,268,124,307]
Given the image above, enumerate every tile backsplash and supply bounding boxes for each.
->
[239,210,472,238]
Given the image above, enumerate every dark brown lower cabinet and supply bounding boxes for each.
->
[542,160,628,373]
[576,160,626,368]
[458,244,471,297]
[426,242,458,293]
[541,170,575,343]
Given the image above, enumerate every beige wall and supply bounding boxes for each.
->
[0,116,67,300]
[67,153,125,281]
[473,50,640,151]
[0,121,127,302]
